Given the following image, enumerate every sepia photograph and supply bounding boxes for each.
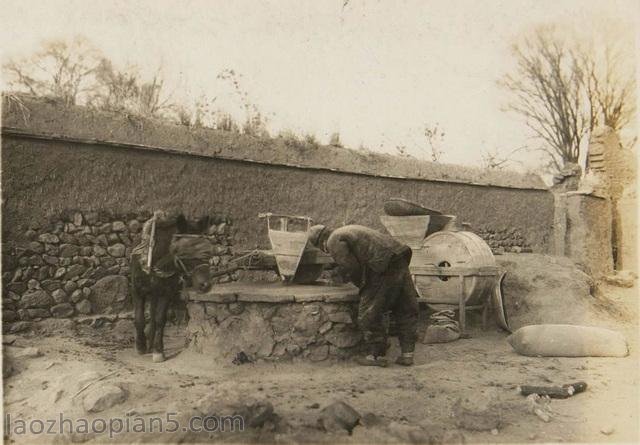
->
[0,0,638,443]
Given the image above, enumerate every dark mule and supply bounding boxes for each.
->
[130,214,211,363]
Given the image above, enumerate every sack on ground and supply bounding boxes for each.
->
[423,310,460,344]
[508,324,628,357]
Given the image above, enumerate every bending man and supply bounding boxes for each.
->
[308,224,419,366]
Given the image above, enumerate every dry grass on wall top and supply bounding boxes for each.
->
[1,94,547,191]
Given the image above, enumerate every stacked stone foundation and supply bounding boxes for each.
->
[185,283,365,362]
[2,210,235,327]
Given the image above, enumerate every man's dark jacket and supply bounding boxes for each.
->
[325,225,411,288]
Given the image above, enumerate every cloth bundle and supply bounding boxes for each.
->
[423,310,461,344]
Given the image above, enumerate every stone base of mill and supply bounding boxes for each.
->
[184,282,365,362]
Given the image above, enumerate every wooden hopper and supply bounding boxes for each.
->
[383,198,443,216]
[380,214,456,248]
[259,213,313,282]
[379,215,431,249]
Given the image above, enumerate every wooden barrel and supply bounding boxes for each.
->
[411,231,496,310]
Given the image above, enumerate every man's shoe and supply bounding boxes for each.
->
[395,356,414,366]
[356,356,388,367]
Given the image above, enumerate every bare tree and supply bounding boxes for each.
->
[217,68,269,136]
[3,36,102,106]
[579,40,636,148]
[89,60,174,118]
[89,58,139,112]
[4,36,175,120]
[501,25,635,172]
[481,146,527,170]
[424,123,445,162]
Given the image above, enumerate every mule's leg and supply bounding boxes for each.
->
[151,291,171,363]
[147,294,157,355]
[134,293,147,354]
[132,266,148,355]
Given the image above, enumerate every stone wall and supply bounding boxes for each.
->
[185,283,364,362]
[475,228,532,254]
[1,211,235,325]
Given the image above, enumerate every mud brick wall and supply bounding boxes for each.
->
[563,193,614,277]
[1,97,555,257]
[1,211,235,324]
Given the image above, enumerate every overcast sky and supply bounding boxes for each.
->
[1,0,637,170]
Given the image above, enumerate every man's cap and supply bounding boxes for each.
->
[308,224,328,246]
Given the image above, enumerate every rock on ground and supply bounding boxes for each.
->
[317,400,361,433]
[452,388,502,432]
[83,384,127,413]
[195,386,277,429]
[14,347,43,359]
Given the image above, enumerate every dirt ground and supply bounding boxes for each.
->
[3,282,638,444]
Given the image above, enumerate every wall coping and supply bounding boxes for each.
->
[2,94,548,191]
[185,282,360,303]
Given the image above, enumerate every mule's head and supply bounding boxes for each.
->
[187,264,212,294]
[171,214,214,294]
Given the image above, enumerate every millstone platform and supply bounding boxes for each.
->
[184,282,365,362]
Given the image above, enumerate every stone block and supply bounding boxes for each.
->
[76,299,92,315]
[71,289,84,303]
[188,291,237,303]
[319,321,332,334]
[65,264,87,280]
[40,280,61,292]
[107,244,126,258]
[38,234,59,244]
[21,290,52,308]
[236,293,295,303]
[27,241,44,254]
[27,308,51,319]
[328,311,353,324]
[111,221,126,232]
[63,281,78,294]
[90,275,128,312]
[293,293,326,303]
[43,255,59,266]
[97,223,112,234]
[127,220,141,233]
[307,344,330,361]
[51,289,68,304]
[73,212,84,226]
[325,293,359,303]
[325,325,362,348]
[51,303,74,318]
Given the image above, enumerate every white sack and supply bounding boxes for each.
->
[508,324,628,357]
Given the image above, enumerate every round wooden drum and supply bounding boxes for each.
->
[412,231,496,310]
